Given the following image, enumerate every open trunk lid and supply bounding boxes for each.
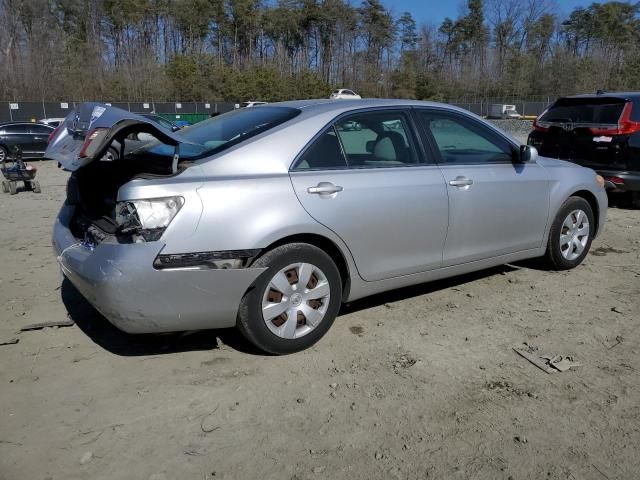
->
[45,103,186,171]
[529,96,640,170]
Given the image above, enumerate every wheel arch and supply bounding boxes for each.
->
[253,233,352,301]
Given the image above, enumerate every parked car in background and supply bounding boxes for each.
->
[528,91,640,207]
[38,117,65,127]
[239,101,268,108]
[330,89,361,100]
[0,122,54,161]
[48,100,606,354]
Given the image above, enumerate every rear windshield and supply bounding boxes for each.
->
[133,106,300,159]
[541,97,626,124]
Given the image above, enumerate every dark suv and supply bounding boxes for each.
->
[0,122,54,161]
[528,92,640,206]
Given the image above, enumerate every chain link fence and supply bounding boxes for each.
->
[1,96,562,123]
[446,95,560,117]
[0,101,237,124]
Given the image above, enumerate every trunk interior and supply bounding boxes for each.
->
[66,154,183,241]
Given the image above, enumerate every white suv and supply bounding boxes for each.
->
[330,89,361,100]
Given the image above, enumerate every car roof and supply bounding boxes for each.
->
[271,98,467,118]
[0,122,51,127]
[563,92,640,102]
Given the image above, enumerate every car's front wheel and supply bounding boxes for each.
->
[545,196,595,270]
[237,243,342,354]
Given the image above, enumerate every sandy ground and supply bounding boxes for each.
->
[1,161,639,480]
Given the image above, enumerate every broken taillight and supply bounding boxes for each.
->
[78,128,108,158]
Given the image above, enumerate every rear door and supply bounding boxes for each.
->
[416,108,550,266]
[29,124,53,155]
[289,108,449,281]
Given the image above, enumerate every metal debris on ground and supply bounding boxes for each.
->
[20,319,75,331]
[513,346,582,374]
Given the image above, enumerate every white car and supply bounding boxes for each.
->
[38,117,66,127]
[238,101,268,108]
[330,89,361,100]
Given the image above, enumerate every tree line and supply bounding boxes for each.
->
[1,0,639,102]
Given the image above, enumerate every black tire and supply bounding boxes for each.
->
[544,196,595,270]
[1,181,8,193]
[9,181,17,195]
[101,147,119,162]
[32,180,41,193]
[237,243,342,355]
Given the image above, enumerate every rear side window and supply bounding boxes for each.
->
[335,111,421,167]
[541,98,626,124]
[293,127,347,170]
[2,124,28,133]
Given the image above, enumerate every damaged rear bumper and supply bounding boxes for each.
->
[53,204,266,334]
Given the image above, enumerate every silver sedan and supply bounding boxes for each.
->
[48,100,607,354]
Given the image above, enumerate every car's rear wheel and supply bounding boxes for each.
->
[237,243,342,354]
[101,147,118,162]
[544,196,594,270]
[0,146,7,163]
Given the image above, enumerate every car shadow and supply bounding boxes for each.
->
[63,265,520,357]
[340,264,517,315]
[61,279,263,357]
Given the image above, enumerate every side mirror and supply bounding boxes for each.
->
[518,145,538,163]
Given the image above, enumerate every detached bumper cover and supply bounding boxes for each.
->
[53,204,266,333]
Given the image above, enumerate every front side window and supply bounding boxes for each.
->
[335,111,421,167]
[418,111,513,164]
[30,125,53,134]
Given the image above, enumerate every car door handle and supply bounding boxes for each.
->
[307,182,343,195]
[448,177,473,187]
[33,137,43,140]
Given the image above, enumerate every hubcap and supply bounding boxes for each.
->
[0,149,5,162]
[261,262,331,339]
[560,209,590,261]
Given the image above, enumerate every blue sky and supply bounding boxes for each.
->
[379,0,622,24]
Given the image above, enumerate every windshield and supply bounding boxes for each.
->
[133,106,300,160]
[541,97,626,124]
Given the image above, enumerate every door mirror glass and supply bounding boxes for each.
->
[518,145,538,163]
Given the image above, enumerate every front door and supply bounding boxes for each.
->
[415,109,550,266]
[289,109,449,281]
